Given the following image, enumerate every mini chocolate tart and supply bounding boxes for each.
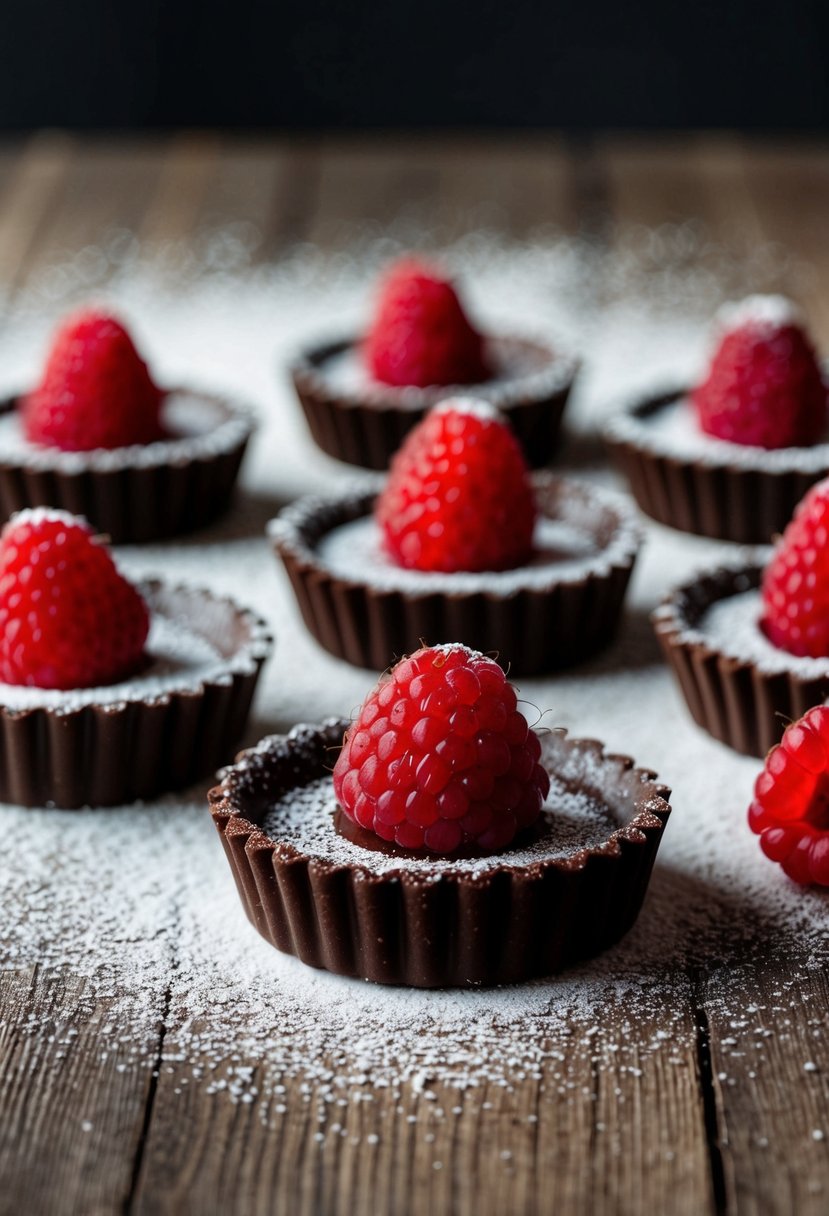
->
[290,334,579,471]
[653,556,829,757]
[0,389,256,543]
[209,719,671,988]
[604,385,829,544]
[0,580,273,808]
[268,473,641,676]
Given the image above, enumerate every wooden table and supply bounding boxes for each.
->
[1,132,828,1215]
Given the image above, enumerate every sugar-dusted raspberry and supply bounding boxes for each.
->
[0,509,149,689]
[375,399,536,573]
[363,257,491,388]
[761,476,829,657]
[332,643,550,854]
[748,704,829,886]
[692,295,827,449]
[22,308,165,451]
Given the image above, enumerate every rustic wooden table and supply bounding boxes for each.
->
[1,132,828,1216]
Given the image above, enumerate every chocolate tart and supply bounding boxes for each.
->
[268,473,641,677]
[290,334,579,471]
[0,389,256,544]
[0,580,272,808]
[653,556,829,758]
[604,385,829,544]
[209,719,671,988]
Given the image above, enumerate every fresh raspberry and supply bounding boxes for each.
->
[0,509,149,689]
[332,643,550,855]
[376,400,536,573]
[22,309,165,451]
[363,258,491,388]
[748,705,829,886]
[761,476,829,657]
[692,296,827,449]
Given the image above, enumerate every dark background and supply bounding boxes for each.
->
[2,0,829,130]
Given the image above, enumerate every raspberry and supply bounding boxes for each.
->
[363,258,491,388]
[761,476,829,657]
[332,643,550,854]
[692,296,826,449]
[22,309,165,451]
[0,509,149,689]
[748,705,829,886]
[376,400,536,573]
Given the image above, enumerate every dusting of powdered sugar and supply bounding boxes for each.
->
[0,581,271,711]
[0,390,253,473]
[296,333,578,409]
[683,586,829,677]
[606,394,829,472]
[715,293,804,335]
[1,233,827,1135]
[259,773,617,876]
[314,514,600,592]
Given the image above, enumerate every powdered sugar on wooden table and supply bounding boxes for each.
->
[1,233,827,1130]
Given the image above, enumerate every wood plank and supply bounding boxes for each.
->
[130,988,713,1216]
[700,960,829,1215]
[0,131,75,303]
[0,967,164,1216]
[735,141,829,345]
[306,135,576,248]
[11,138,167,291]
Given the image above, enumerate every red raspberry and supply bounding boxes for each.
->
[748,705,829,886]
[22,309,165,451]
[376,400,536,573]
[332,643,550,855]
[0,509,149,689]
[761,476,829,657]
[692,296,826,449]
[363,258,491,388]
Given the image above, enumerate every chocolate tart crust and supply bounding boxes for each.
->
[0,580,273,808]
[0,390,255,544]
[290,335,578,471]
[653,561,829,758]
[209,720,671,988]
[604,385,829,544]
[268,473,640,677]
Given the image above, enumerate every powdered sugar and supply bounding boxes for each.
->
[295,333,578,410]
[715,293,803,335]
[677,582,829,678]
[0,233,827,1129]
[259,773,617,877]
[0,389,253,473]
[274,474,640,595]
[606,393,829,473]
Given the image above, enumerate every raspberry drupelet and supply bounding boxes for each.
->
[23,308,165,452]
[749,705,829,886]
[0,509,149,689]
[364,258,491,389]
[761,476,829,658]
[376,399,536,573]
[692,295,827,450]
[332,643,550,855]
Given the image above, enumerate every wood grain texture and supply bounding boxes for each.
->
[1,133,829,1216]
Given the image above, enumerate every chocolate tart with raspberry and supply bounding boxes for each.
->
[2,309,255,543]
[655,476,829,758]
[290,257,578,471]
[653,559,819,757]
[0,510,272,807]
[209,661,671,987]
[604,297,829,544]
[0,390,255,544]
[270,473,639,676]
[292,334,577,472]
